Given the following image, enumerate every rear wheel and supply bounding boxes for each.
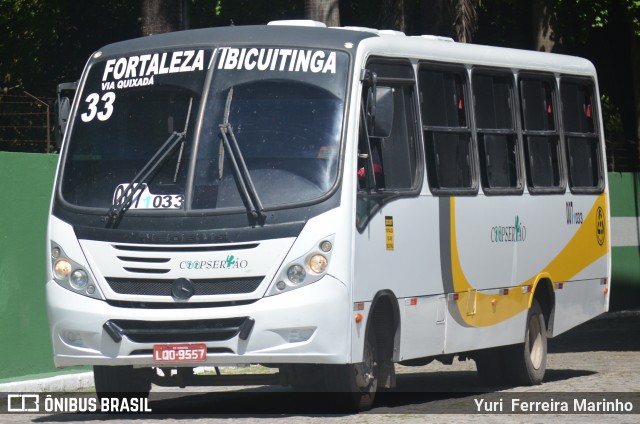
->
[504,299,547,385]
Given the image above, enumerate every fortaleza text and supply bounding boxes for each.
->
[474,397,634,413]
[102,50,206,82]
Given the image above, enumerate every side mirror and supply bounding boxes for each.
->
[55,81,78,148]
[57,97,71,130]
[367,86,394,138]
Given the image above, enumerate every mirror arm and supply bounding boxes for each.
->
[361,69,378,113]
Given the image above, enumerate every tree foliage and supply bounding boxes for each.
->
[452,0,481,42]
[0,0,138,96]
[0,0,638,153]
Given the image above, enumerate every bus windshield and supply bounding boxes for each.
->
[59,47,349,215]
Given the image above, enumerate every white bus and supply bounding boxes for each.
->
[47,21,610,411]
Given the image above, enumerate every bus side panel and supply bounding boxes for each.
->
[444,302,527,354]
[353,196,445,361]
[550,258,609,337]
[443,192,609,354]
[398,294,446,359]
[442,195,540,354]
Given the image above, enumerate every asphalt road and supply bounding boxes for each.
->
[4,311,639,423]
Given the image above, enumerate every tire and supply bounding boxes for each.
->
[324,330,379,412]
[93,365,151,399]
[285,364,326,391]
[504,299,547,385]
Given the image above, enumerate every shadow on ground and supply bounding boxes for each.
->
[548,311,640,353]
[31,312,637,420]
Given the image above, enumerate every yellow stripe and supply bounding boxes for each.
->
[450,195,608,327]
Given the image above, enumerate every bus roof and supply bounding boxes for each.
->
[359,35,596,76]
[96,25,375,57]
[95,24,596,77]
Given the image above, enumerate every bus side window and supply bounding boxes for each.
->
[419,66,475,194]
[519,76,563,193]
[356,61,421,231]
[358,64,419,193]
[473,71,521,193]
[560,79,603,193]
[357,109,385,191]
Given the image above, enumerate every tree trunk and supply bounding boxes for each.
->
[632,32,640,143]
[451,0,479,43]
[305,0,340,27]
[421,0,453,37]
[531,0,560,52]
[382,0,406,32]
[141,0,188,36]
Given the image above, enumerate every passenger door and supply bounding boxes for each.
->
[354,58,445,359]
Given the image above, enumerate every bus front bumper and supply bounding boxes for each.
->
[46,275,350,367]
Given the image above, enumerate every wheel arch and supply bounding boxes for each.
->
[531,275,555,336]
[365,290,401,388]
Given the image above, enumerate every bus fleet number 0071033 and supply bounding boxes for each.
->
[112,183,184,209]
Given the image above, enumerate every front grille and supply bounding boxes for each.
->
[108,317,249,343]
[113,243,259,252]
[111,243,259,274]
[105,277,264,296]
[105,299,258,309]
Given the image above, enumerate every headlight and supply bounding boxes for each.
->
[53,259,72,280]
[319,240,332,252]
[267,235,335,296]
[69,269,89,290]
[308,254,328,274]
[50,241,103,300]
[287,264,306,284]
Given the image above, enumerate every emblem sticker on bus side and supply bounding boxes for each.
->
[385,216,394,251]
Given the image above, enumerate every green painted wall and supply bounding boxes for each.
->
[608,172,640,311]
[610,247,640,311]
[0,152,59,380]
[608,173,640,217]
[0,155,638,381]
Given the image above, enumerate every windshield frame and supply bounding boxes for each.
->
[56,44,353,218]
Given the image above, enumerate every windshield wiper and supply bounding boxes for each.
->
[106,98,194,228]
[218,88,265,220]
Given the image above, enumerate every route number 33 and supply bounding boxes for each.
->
[81,92,116,122]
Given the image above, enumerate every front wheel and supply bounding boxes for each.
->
[93,365,151,399]
[504,299,547,385]
[324,330,378,412]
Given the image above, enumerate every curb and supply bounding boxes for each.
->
[0,372,94,393]
[0,367,227,393]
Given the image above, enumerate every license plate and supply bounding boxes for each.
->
[152,343,207,363]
